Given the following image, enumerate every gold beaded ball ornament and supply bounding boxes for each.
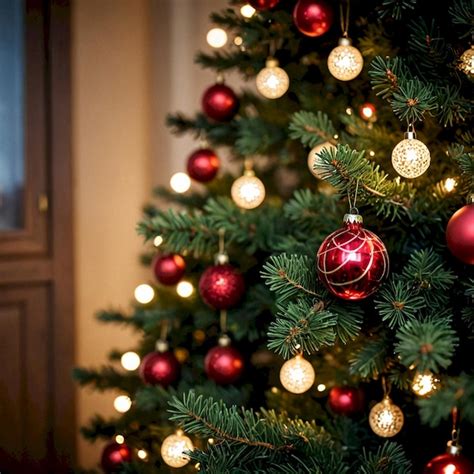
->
[307,142,336,179]
[256,58,290,99]
[231,164,266,210]
[279,353,315,394]
[160,431,194,468]
[459,45,474,78]
[327,37,364,81]
[391,128,431,179]
[369,396,404,438]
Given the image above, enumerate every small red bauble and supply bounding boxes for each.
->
[153,254,186,285]
[446,201,474,265]
[293,0,333,37]
[187,148,220,183]
[139,351,180,387]
[328,386,364,416]
[199,264,245,309]
[317,213,389,300]
[249,0,280,9]
[424,452,474,474]
[101,441,132,473]
[202,83,239,122]
[205,344,244,384]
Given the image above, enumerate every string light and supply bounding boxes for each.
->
[359,103,376,121]
[115,435,125,444]
[153,235,163,247]
[137,449,148,460]
[113,395,132,413]
[161,431,194,468]
[345,107,353,115]
[444,178,457,193]
[411,371,440,397]
[134,284,155,304]
[234,36,243,46]
[279,354,315,394]
[369,150,375,157]
[176,280,194,298]
[240,4,256,18]
[206,28,228,48]
[317,383,326,392]
[121,351,141,371]
[170,172,191,193]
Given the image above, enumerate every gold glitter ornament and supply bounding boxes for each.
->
[256,58,290,99]
[307,142,336,178]
[327,37,363,81]
[279,353,315,394]
[369,396,404,438]
[161,431,194,468]
[459,45,474,78]
[391,127,431,178]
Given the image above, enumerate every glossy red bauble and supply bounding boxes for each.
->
[446,203,474,265]
[202,83,239,122]
[249,0,280,9]
[317,214,389,300]
[199,264,245,309]
[139,351,180,387]
[205,345,244,384]
[328,386,364,416]
[153,254,186,285]
[187,148,220,183]
[424,452,474,474]
[101,441,132,473]
[293,0,333,37]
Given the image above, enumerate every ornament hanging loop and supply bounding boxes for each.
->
[215,228,229,264]
[220,309,228,335]
[339,0,351,37]
[405,123,417,140]
[382,376,391,398]
[347,178,360,215]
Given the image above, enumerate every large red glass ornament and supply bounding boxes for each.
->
[187,148,220,183]
[199,263,245,309]
[139,351,180,387]
[293,0,333,37]
[317,213,389,300]
[249,0,280,9]
[202,83,239,122]
[153,254,186,285]
[446,200,474,265]
[328,386,364,416]
[101,441,132,473]
[205,344,244,384]
[424,451,474,474]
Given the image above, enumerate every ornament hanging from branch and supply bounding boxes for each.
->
[187,147,220,183]
[293,0,333,37]
[153,254,186,286]
[307,141,336,179]
[161,430,194,468]
[459,45,474,78]
[202,77,239,122]
[280,352,315,394]
[231,159,266,209]
[205,333,244,384]
[256,58,289,99]
[446,194,474,265]
[369,379,404,438]
[101,441,132,473]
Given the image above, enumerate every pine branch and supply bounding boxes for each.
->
[357,442,412,474]
[376,0,416,20]
[72,366,140,393]
[349,336,390,379]
[288,111,337,148]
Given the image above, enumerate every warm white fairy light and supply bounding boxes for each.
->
[444,178,457,193]
[327,38,364,81]
[161,431,194,468]
[231,171,266,209]
[391,133,431,179]
[176,280,194,298]
[134,284,155,304]
[345,107,353,115]
[317,383,326,392]
[121,351,141,371]
[113,395,132,413]
[170,172,191,193]
[369,150,375,157]
[115,434,125,444]
[137,449,148,460]
[240,4,256,18]
[256,58,289,99]
[234,36,243,46]
[153,235,164,247]
[206,28,227,48]
[279,354,315,394]
[411,371,439,397]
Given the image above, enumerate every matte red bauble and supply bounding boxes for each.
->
[446,201,474,265]
[187,148,220,183]
[205,345,244,384]
[101,441,132,473]
[202,83,239,122]
[424,452,474,474]
[293,0,333,37]
[199,264,245,309]
[317,213,389,300]
[328,386,364,416]
[139,351,180,387]
[153,254,186,285]
[249,0,280,9]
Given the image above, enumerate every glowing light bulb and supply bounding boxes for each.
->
[317,383,326,392]
[411,371,439,397]
[345,107,353,115]
[170,172,191,193]
[176,280,194,298]
[359,103,376,121]
[369,396,404,437]
[327,38,364,81]
[206,28,227,48]
[444,178,457,193]
[121,351,141,371]
[279,354,315,394]
[137,449,148,460]
[234,36,243,46]
[256,58,289,99]
[307,142,336,179]
[161,432,194,468]
[115,434,125,444]
[134,284,155,304]
[391,132,431,179]
[153,235,164,247]
[240,4,256,18]
[231,171,265,209]
[113,395,132,413]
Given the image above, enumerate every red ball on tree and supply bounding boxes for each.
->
[202,83,239,122]
[153,254,186,285]
[328,386,364,416]
[446,199,474,265]
[101,441,132,473]
[293,0,333,37]
[317,213,389,300]
[424,451,473,474]
[199,263,245,309]
[249,0,280,9]
[205,337,244,384]
[139,350,180,387]
[187,148,220,183]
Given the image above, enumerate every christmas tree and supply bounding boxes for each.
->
[74,0,474,472]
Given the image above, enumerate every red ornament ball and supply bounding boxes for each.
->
[424,452,474,474]
[187,148,220,183]
[205,345,244,384]
[101,441,132,473]
[446,202,474,265]
[293,0,333,37]
[139,351,180,387]
[317,213,389,300]
[199,264,245,309]
[153,254,186,285]
[328,386,364,416]
[202,83,239,122]
[249,0,280,9]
